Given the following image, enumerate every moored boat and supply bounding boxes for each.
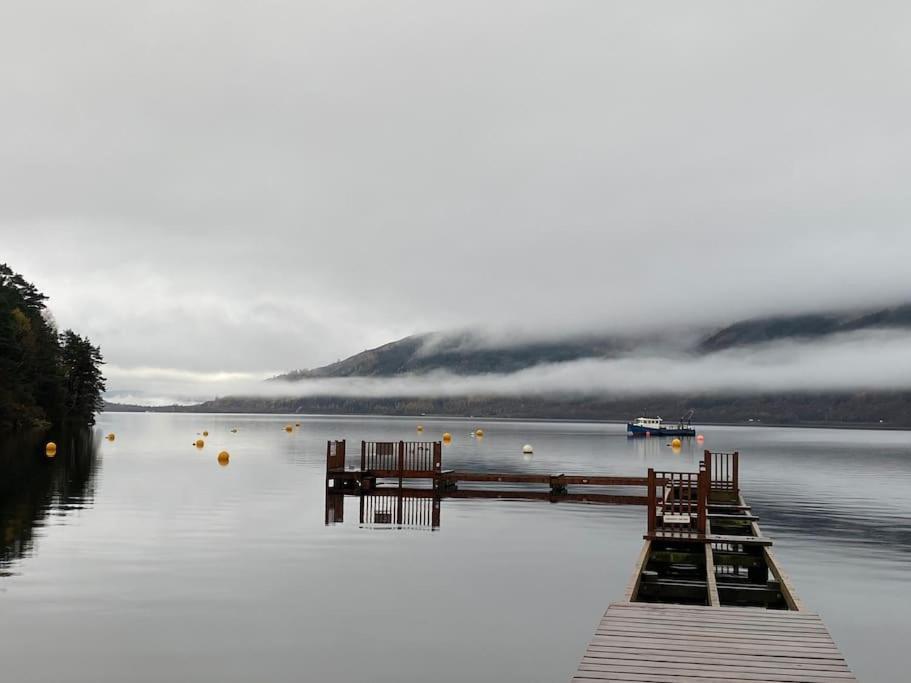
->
[627,413,695,437]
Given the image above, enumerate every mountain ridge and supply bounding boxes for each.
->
[275,303,911,381]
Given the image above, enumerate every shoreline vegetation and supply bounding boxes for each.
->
[102,391,911,430]
[0,264,106,433]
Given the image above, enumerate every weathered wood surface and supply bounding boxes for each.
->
[571,602,857,682]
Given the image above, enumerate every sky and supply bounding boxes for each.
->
[2,1,910,403]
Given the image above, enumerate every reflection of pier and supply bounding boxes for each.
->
[325,488,441,529]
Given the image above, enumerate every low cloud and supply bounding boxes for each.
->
[106,329,911,406]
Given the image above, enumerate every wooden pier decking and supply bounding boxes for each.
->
[573,602,857,682]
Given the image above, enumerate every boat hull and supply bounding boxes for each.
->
[627,423,695,437]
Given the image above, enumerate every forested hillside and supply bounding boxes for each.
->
[0,264,106,432]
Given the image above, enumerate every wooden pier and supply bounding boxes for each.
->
[323,439,857,681]
[572,450,857,682]
[573,602,856,682]
[325,439,651,498]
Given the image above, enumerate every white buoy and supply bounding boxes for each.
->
[522,444,533,454]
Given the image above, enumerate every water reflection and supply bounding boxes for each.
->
[325,487,649,531]
[0,428,99,575]
[326,489,442,529]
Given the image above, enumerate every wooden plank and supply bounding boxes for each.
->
[704,542,720,607]
[764,546,804,612]
[577,660,856,681]
[596,614,830,634]
[446,472,649,487]
[624,540,651,602]
[570,603,857,682]
[706,533,772,546]
[583,648,851,670]
[574,668,853,683]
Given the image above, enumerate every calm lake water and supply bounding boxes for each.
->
[1,413,908,682]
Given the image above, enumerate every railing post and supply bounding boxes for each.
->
[361,440,366,471]
[398,440,405,487]
[703,449,712,489]
[697,469,707,536]
[647,468,656,536]
[732,451,739,494]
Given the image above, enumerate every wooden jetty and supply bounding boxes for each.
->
[325,439,650,497]
[574,602,856,682]
[573,449,857,682]
[324,439,857,680]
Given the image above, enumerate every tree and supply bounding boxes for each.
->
[59,331,106,426]
[0,263,105,431]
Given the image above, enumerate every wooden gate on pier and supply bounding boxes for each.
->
[646,469,707,539]
[360,440,442,478]
[704,449,739,495]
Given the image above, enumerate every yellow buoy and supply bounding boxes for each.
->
[217,450,230,466]
[522,444,533,454]
[442,432,452,443]
[416,425,424,433]
[106,433,115,441]
[195,439,205,448]
[203,430,209,437]
[284,425,293,432]
[671,438,682,448]
[475,429,484,438]
[45,442,57,457]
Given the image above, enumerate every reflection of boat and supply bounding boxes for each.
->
[627,411,695,437]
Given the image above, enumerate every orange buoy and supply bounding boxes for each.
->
[45,442,57,457]
[284,425,293,432]
[217,451,230,466]
[195,439,205,448]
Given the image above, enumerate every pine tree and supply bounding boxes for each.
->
[0,263,105,431]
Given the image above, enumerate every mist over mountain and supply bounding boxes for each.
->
[102,302,911,428]
[275,303,911,381]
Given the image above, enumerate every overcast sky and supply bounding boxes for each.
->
[2,1,910,401]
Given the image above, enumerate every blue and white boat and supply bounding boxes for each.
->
[626,414,695,437]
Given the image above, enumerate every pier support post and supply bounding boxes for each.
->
[550,474,568,495]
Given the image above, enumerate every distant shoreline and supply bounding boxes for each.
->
[100,404,909,432]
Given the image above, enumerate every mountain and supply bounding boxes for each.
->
[275,331,643,380]
[275,303,911,381]
[105,302,911,428]
[698,304,911,353]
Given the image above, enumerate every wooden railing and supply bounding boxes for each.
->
[647,468,707,538]
[358,490,441,529]
[326,440,346,471]
[703,450,739,493]
[360,440,442,475]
